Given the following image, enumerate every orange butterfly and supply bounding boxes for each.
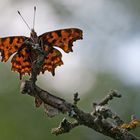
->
[0,7,83,79]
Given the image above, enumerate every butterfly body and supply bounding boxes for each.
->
[0,28,83,79]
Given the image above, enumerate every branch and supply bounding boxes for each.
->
[20,82,140,140]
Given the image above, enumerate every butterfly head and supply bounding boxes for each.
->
[30,28,38,40]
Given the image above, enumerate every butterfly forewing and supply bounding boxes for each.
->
[0,36,28,62]
[39,28,83,53]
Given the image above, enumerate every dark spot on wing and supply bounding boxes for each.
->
[15,45,18,49]
[9,38,14,44]
[55,30,61,37]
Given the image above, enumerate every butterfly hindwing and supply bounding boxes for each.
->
[42,45,63,76]
[11,46,32,79]
[39,28,83,53]
[0,36,28,62]
[11,43,64,78]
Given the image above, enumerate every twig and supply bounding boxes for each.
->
[52,118,79,135]
[98,89,122,106]
[73,92,80,106]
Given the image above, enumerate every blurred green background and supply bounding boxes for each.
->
[0,0,140,140]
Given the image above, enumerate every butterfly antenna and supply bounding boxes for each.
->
[33,6,36,30]
[17,10,31,31]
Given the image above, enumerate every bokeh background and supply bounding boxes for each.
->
[0,0,140,139]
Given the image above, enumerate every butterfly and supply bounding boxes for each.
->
[0,7,83,79]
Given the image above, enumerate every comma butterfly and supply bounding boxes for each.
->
[0,7,83,79]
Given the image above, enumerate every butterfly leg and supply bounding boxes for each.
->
[40,38,44,51]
